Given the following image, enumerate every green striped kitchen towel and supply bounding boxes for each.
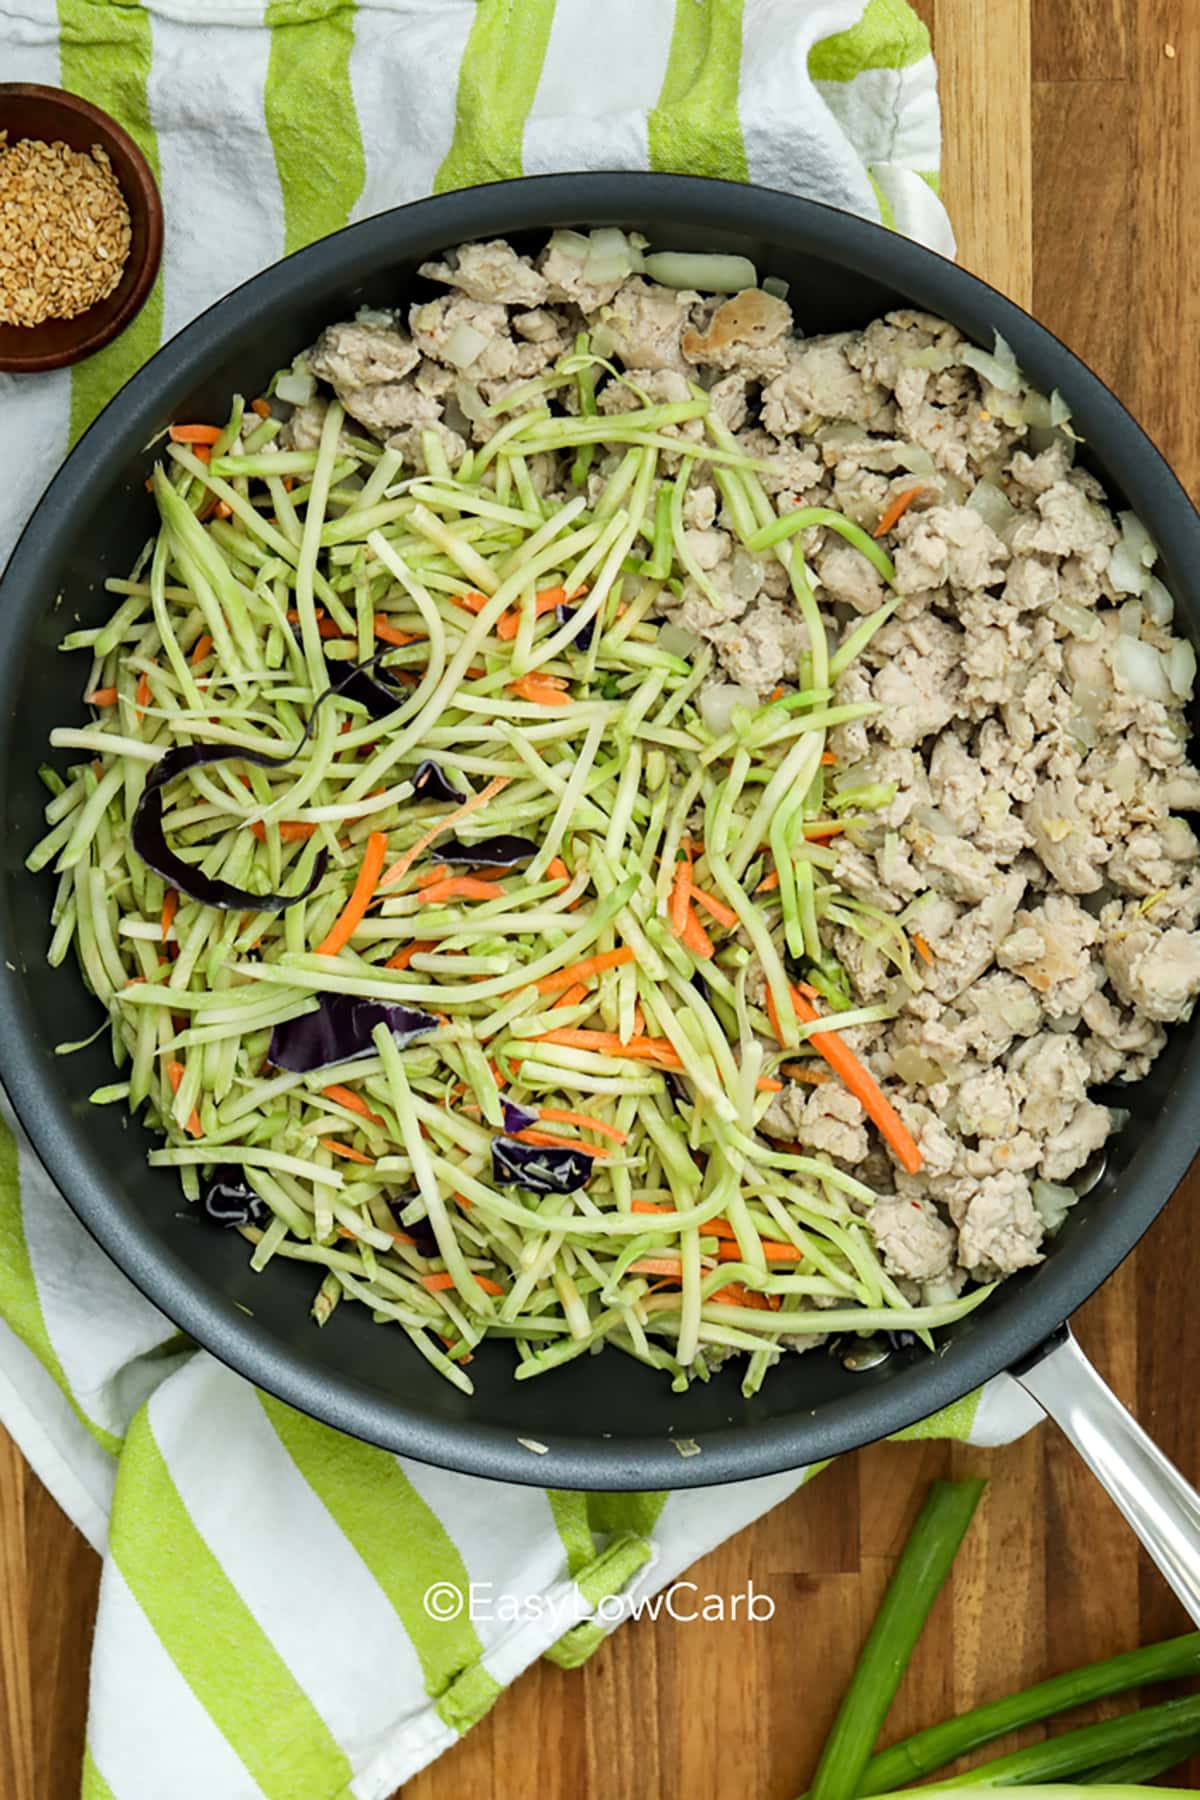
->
[0,5,1040,1797]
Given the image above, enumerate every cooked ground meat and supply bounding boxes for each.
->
[291,232,1200,1315]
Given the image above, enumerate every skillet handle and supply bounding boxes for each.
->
[1013,1327,1200,1626]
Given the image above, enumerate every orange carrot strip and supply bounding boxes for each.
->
[912,933,935,966]
[628,1257,684,1278]
[160,888,178,942]
[669,843,692,937]
[536,1108,627,1145]
[165,1061,202,1138]
[322,1139,375,1165]
[873,483,925,538]
[710,1283,780,1310]
[315,831,389,955]
[717,1238,803,1265]
[756,870,781,893]
[193,445,212,465]
[385,940,436,971]
[249,820,317,842]
[135,671,151,718]
[553,984,588,1009]
[803,821,845,841]
[250,398,272,420]
[687,881,738,929]
[546,856,571,885]
[418,876,505,904]
[514,1128,610,1160]
[679,906,714,960]
[779,1063,833,1085]
[533,1028,676,1061]
[495,586,568,641]
[87,687,118,707]
[507,673,570,706]
[169,423,222,445]
[190,633,215,666]
[536,947,635,995]
[820,751,838,767]
[379,776,509,889]
[421,1271,504,1295]
[767,984,922,1175]
[322,1085,386,1127]
[373,615,424,647]
[452,591,489,614]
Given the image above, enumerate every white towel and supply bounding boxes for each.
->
[0,5,1042,1794]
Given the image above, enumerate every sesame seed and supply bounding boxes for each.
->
[0,133,132,328]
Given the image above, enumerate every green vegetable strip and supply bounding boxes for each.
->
[807,1480,987,1800]
[916,1694,1200,1790]
[857,1632,1200,1794]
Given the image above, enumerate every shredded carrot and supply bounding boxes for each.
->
[373,615,423,648]
[165,1061,202,1138]
[322,1139,375,1165]
[766,985,922,1175]
[160,888,178,942]
[213,499,234,521]
[553,983,588,1009]
[514,1128,610,1160]
[285,607,343,640]
[803,820,846,841]
[421,1271,504,1296]
[717,1238,803,1265]
[873,483,925,537]
[418,876,504,904]
[135,670,151,719]
[169,423,222,445]
[536,946,635,994]
[452,591,489,614]
[628,1257,684,1278]
[385,939,435,971]
[669,843,692,937]
[537,1108,627,1145]
[190,632,214,666]
[687,881,738,929]
[507,673,570,706]
[494,586,566,641]
[249,819,317,842]
[546,857,571,885]
[779,1063,833,1085]
[322,1085,386,1127]
[87,687,118,707]
[756,870,780,893]
[679,907,715,960]
[379,776,509,889]
[711,1283,781,1310]
[820,751,838,767]
[534,1028,676,1061]
[192,445,212,465]
[912,933,935,966]
[315,831,389,955]
[250,398,272,420]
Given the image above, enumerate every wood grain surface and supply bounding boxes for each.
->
[4,4,1200,1795]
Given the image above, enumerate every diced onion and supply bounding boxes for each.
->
[1107,541,1148,597]
[762,274,790,301]
[547,228,589,264]
[1119,600,1143,637]
[583,227,641,288]
[904,346,957,372]
[659,621,701,659]
[355,307,395,328]
[966,478,1017,537]
[275,372,316,406]
[642,252,758,294]
[454,377,489,424]
[1167,639,1197,699]
[1112,635,1173,701]
[1048,597,1102,640]
[961,330,1022,395]
[1032,1179,1079,1233]
[1021,392,1053,430]
[1049,389,1074,429]
[892,1046,946,1086]
[698,683,759,736]
[895,444,937,478]
[444,321,489,369]
[1119,509,1158,570]
[1142,574,1175,627]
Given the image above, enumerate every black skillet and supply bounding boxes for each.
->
[1,175,1198,1610]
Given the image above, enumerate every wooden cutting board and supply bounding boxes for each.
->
[3,3,1199,1794]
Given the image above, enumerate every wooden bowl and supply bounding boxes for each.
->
[0,84,162,374]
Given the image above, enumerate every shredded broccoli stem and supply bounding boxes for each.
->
[33,327,998,1397]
